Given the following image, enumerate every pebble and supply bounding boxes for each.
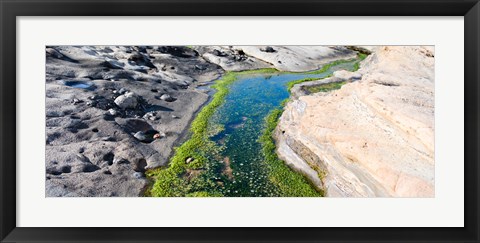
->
[160,94,175,102]
[119,88,127,94]
[185,157,194,163]
[133,172,144,179]
[114,92,138,109]
[108,108,118,116]
[72,99,82,105]
[195,65,206,70]
[113,157,129,164]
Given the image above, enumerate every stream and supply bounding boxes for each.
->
[197,60,359,196]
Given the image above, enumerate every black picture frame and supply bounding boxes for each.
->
[1,0,478,242]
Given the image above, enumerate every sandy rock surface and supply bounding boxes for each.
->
[275,46,435,197]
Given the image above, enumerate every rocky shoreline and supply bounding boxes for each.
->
[45,45,356,197]
[274,46,435,197]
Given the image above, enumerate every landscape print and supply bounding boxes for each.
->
[45,45,435,197]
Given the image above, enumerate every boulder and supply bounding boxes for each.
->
[114,92,138,109]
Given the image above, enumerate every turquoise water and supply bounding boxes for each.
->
[203,61,358,196]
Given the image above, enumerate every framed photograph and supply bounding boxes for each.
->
[1,0,478,242]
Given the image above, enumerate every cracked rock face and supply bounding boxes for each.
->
[275,46,435,197]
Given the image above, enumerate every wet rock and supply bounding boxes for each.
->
[114,92,138,109]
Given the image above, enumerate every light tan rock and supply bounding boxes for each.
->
[275,46,435,197]
[235,46,358,72]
